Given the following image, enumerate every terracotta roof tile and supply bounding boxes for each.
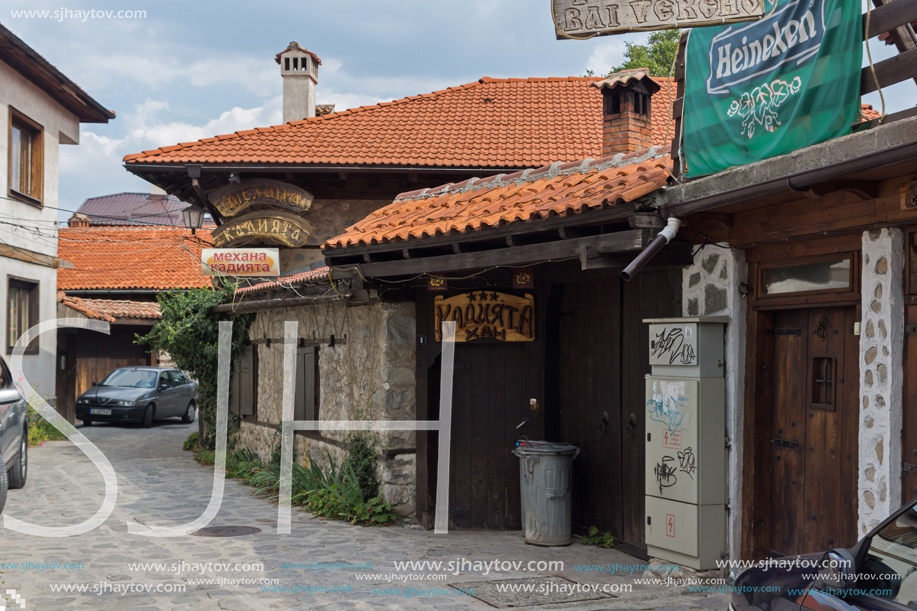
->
[326,147,671,249]
[235,267,331,295]
[124,77,677,169]
[58,227,213,291]
[59,294,161,321]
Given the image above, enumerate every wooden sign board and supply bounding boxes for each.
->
[211,211,315,248]
[552,0,763,39]
[434,292,535,343]
[209,179,314,218]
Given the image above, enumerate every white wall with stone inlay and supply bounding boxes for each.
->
[859,229,904,536]
[681,243,746,570]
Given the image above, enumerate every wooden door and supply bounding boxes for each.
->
[447,340,544,530]
[767,306,858,556]
[554,269,680,552]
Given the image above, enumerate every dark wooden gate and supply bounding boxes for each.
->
[766,306,859,556]
[551,268,680,552]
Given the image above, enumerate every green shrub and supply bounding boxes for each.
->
[580,526,615,548]
[345,433,379,501]
[183,432,200,452]
[27,407,65,446]
[194,449,215,465]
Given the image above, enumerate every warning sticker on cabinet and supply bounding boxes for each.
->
[662,430,682,449]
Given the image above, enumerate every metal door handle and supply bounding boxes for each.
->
[625,413,638,438]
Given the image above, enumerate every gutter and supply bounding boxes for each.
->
[621,218,681,281]
[124,163,529,175]
[661,139,917,218]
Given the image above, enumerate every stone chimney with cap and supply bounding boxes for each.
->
[592,69,661,156]
[276,42,321,123]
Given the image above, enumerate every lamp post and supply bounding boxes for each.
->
[182,203,205,235]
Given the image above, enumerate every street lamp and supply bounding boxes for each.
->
[182,203,205,235]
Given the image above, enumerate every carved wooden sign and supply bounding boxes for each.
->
[209,179,314,218]
[211,211,315,248]
[552,0,763,39]
[434,292,535,343]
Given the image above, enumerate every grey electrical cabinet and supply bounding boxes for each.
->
[643,317,727,571]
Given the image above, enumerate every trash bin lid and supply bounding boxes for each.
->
[513,441,579,455]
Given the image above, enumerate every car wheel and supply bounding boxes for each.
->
[82,419,92,427]
[181,402,196,424]
[8,427,27,489]
[0,460,7,515]
[142,404,154,428]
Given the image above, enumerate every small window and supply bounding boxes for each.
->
[294,345,320,421]
[811,356,835,410]
[7,278,39,353]
[229,345,257,418]
[761,257,853,296]
[8,109,43,205]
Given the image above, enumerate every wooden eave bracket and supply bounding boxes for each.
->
[802,180,879,200]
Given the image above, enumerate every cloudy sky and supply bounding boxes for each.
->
[2,0,907,221]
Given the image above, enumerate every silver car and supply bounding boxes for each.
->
[0,354,28,514]
[75,367,198,428]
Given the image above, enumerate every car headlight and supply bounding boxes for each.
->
[77,399,88,405]
[112,400,135,406]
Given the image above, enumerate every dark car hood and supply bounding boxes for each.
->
[79,387,151,403]
[734,552,824,611]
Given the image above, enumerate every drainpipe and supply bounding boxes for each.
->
[621,217,681,281]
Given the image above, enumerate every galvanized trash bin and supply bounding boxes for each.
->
[512,442,580,546]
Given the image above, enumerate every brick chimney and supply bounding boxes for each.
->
[593,69,660,156]
[276,42,321,123]
[68,213,90,228]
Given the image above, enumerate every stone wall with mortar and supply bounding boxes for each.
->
[235,298,417,517]
[681,243,747,570]
[858,229,904,536]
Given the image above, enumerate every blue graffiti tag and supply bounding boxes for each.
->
[646,394,691,434]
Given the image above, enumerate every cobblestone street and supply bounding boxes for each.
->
[1,423,730,610]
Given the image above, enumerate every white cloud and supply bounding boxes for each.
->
[584,38,632,76]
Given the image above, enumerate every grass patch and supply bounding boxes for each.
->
[222,448,396,526]
[27,407,66,446]
[580,526,615,549]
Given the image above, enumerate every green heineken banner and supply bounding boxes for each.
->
[682,0,862,177]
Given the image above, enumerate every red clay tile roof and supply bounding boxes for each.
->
[123,77,676,169]
[235,266,331,295]
[59,294,160,321]
[58,227,213,291]
[326,146,671,249]
[860,104,881,121]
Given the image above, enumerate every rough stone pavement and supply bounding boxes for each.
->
[0,422,731,610]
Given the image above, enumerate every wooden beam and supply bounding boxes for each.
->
[354,230,648,277]
[0,243,71,269]
[869,0,917,87]
[861,46,917,94]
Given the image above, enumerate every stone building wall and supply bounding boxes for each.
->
[236,298,417,517]
[681,243,747,570]
[858,229,904,535]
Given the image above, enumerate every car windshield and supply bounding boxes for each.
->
[100,369,158,389]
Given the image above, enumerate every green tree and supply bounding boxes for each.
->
[137,283,252,451]
[588,30,682,78]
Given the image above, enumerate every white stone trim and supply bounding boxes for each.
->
[858,228,904,536]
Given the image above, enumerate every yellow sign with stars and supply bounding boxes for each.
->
[433,291,535,343]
